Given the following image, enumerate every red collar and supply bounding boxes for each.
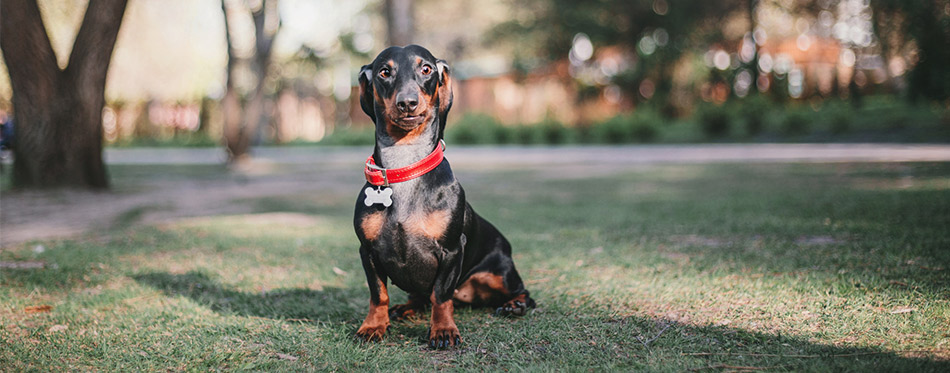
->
[364,141,445,186]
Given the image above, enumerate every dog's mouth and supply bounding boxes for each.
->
[392,114,426,130]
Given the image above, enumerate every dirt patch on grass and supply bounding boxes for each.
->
[166,212,327,229]
[1,161,359,246]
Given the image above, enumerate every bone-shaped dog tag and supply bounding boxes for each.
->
[364,187,393,207]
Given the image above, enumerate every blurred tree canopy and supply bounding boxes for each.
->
[498,0,741,60]
[491,0,744,111]
[491,0,950,109]
[871,0,950,102]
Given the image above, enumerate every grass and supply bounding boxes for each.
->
[2,160,949,371]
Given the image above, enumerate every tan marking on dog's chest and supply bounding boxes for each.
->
[405,209,451,240]
[361,211,386,241]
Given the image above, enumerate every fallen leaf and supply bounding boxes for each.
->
[25,305,53,313]
[332,267,348,276]
[890,307,916,314]
[275,353,298,361]
[49,325,68,332]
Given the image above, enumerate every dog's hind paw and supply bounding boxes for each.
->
[495,294,535,317]
[389,304,420,321]
[389,297,428,321]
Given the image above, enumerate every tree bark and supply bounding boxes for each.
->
[221,0,280,163]
[0,0,128,189]
[746,0,760,93]
[385,0,414,46]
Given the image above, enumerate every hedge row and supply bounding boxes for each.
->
[315,95,950,146]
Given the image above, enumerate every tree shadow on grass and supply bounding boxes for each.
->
[133,271,361,323]
[570,315,950,371]
[127,272,950,370]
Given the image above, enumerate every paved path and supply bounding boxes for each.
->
[3,144,949,246]
[104,144,950,166]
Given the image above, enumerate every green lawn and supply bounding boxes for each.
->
[2,161,949,371]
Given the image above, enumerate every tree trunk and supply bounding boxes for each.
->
[746,0,760,94]
[385,0,414,46]
[0,0,128,189]
[221,0,279,163]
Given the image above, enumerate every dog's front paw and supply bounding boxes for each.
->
[356,323,388,342]
[427,325,461,349]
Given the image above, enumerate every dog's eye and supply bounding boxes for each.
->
[420,65,432,75]
[379,68,391,79]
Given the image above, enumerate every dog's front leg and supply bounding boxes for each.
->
[428,291,460,348]
[356,244,390,342]
[427,235,466,348]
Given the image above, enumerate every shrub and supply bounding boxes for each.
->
[492,124,515,144]
[446,113,505,144]
[629,110,660,143]
[781,109,811,136]
[448,121,479,144]
[589,109,661,144]
[695,104,731,138]
[511,125,539,144]
[535,119,571,144]
[879,109,911,130]
[592,115,633,144]
[324,125,376,145]
[738,95,772,136]
[822,102,853,135]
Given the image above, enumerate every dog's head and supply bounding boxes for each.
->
[358,45,453,141]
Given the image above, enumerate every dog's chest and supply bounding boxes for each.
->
[372,184,456,286]
[372,206,447,291]
[375,195,452,245]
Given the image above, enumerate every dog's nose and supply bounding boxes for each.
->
[396,93,419,113]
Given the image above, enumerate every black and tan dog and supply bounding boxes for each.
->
[353,45,534,349]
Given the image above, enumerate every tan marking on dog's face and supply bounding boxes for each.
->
[388,116,428,145]
[375,85,426,143]
[376,56,439,143]
[405,209,451,240]
[383,90,432,144]
[361,211,385,241]
[437,69,452,118]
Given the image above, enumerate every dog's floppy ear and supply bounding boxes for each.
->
[358,64,376,122]
[436,59,453,125]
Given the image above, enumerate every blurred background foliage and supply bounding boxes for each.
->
[1,0,948,148]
